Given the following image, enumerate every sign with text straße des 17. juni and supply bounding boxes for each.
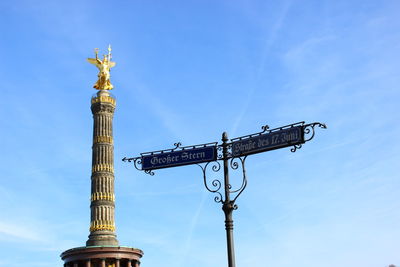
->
[231,126,304,157]
[141,146,217,171]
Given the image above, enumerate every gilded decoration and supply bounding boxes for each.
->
[90,220,116,232]
[91,95,116,105]
[92,164,114,173]
[91,192,115,202]
[93,135,114,144]
[87,45,116,90]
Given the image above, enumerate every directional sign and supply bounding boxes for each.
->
[231,126,304,157]
[141,146,217,171]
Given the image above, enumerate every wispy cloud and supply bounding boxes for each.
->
[129,83,192,142]
[127,183,199,197]
[177,191,207,267]
[0,218,85,252]
[231,1,292,136]
[257,0,292,76]
[0,221,42,242]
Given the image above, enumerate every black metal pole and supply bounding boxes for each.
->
[222,132,236,267]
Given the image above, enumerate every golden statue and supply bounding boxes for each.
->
[87,45,116,90]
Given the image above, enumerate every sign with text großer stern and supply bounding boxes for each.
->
[141,146,217,171]
[231,126,304,157]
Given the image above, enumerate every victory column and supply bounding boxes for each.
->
[61,46,143,267]
[86,45,118,246]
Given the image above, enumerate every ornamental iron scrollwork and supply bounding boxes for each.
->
[197,161,223,204]
[173,142,182,149]
[290,122,327,153]
[290,144,302,153]
[261,124,270,133]
[303,122,327,142]
[217,145,224,160]
[122,156,155,176]
[197,155,248,207]
[229,156,248,205]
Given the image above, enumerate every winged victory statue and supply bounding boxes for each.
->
[87,45,116,90]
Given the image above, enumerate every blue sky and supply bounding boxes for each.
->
[1,0,400,266]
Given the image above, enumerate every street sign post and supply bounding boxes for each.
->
[123,121,326,267]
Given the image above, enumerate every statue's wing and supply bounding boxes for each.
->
[109,61,116,68]
[87,58,99,65]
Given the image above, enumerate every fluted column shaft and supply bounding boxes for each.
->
[87,90,118,246]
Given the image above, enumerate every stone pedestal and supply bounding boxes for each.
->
[61,246,143,267]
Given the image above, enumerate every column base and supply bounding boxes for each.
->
[86,232,119,246]
[61,246,143,267]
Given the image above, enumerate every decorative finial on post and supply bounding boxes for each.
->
[87,46,116,90]
[222,132,229,142]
